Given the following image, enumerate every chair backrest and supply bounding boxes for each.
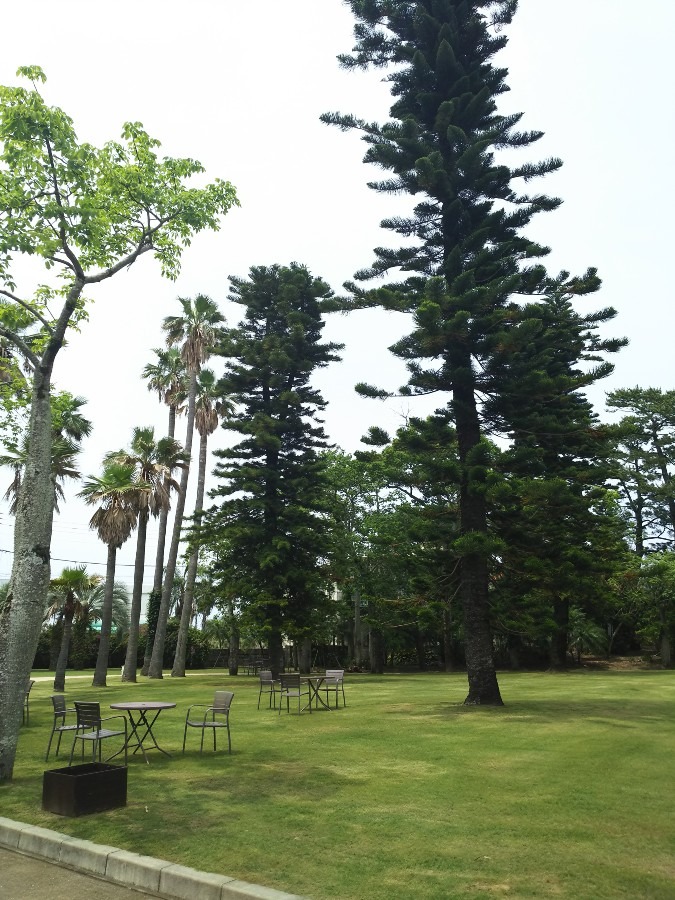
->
[325,669,344,682]
[26,679,35,696]
[74,701,102,729]
[51,694,68,719]
[213,691,234,713]
[280,674,301,689]
[259,670,274,684]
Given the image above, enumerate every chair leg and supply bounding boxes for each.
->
[182,723,188,754]
[45,729,55,762]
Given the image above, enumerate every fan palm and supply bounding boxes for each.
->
[46,567,101,691]
[0,435,81,514]
[108,427,184,682]
[51,393,93,443]
[0,391,91,514]
[142,347,187,441]
[79,462,146,687]
[172,368,233,676]
[148,294,224,679]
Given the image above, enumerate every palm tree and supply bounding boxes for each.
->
[0,391,92,513]
[141,347,188,675]
[142,347,187,441]
[46,566,101,691]
[79,462,145,687]
[51,393,93,444]
[108,427,184,682]
[148,294,224,679]
[172,368,233,676]
[0,436,81,514]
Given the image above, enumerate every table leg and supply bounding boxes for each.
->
[306,678,331,711]
[109,710,172,764]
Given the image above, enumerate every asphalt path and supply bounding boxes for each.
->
[0,846,158,900]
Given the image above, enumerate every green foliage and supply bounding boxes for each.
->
[326,1,622,700]
[207,263,342,650]
[606,387,675,553]
[0,66,238,381]
[162,620,210,669]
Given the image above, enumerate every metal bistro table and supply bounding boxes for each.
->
[304,675,331,712]
[109,701,176,763]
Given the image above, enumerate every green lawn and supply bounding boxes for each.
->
[4,668,675,899]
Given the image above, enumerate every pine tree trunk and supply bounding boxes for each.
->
[298,636,312,674]
[92,545,117,687]
[660,605,672,668]
[228,607,240,676]
[453,371,503,705]
[0,367,56,781]
[149,377,196,678]
[442,603,454,672]
[353,586,365,667]
[123,508,148,682]
[549,596,569,670]
[415,626,426,671]
[53,604,74,692]
[268,612,284,679]
[172,429,208,677]
[368,617,384,675]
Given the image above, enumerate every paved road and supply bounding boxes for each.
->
[0,846,159,900]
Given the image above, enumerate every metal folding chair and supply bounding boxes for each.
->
[45,694,79,761]
[183,691,234,753]
[278,674,311,715]
[68,701,128,765]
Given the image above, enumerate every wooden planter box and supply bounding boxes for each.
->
[42,762,127,817]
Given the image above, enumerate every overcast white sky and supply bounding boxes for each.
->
[1,0,673,594]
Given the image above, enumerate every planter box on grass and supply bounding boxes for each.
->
[42,762,127,817]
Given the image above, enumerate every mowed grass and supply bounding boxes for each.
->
[3,668,675,899]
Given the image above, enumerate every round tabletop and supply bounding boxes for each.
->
[110,702,177,710]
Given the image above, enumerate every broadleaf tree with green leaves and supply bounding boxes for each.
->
[0,66,238,780]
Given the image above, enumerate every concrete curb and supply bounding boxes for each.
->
[0,817,307,900]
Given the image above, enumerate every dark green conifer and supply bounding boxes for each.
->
[207,264,342,675]
[324,1,620,702]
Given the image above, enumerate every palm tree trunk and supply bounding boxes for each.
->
[92,544,117,687]
[149,378,196,678]
[49,611,64,669]
[53,605,74,692]
[123,508,148,682]
[141,405,177,676]
[172,428,207,677]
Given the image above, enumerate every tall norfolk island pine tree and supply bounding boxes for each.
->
[206,264,342,676]
[325,2,620,703]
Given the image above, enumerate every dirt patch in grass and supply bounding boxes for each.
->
[580,655,663,671]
